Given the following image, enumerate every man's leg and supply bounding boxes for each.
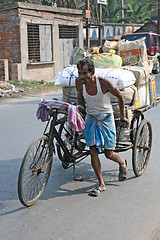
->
[90,145,106,190]
[104,149,127,181]
[104,149,126,168]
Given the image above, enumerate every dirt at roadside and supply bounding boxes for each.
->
[0,85,62,104]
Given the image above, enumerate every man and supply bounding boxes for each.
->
[75,58,129,197]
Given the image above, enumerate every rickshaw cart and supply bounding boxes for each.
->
[17,96,160,207]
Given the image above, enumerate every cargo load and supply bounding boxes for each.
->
[95,68,136,90]
[55,40,157,114]
[70,47,88,65]
[110,85,137,106]
[55,66,136,90]
[90,51,122,68]
[102,40,119,53]
[122,65,148,88]
[62,86,78,105]
[70,46,122,68]
[118,37,148,67]
[55,65,78,87]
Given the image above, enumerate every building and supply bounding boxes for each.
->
[134,20,158,33]
[0,2,83,81]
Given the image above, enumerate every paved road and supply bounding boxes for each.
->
[0,78,160,240]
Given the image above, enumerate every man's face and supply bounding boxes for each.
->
[78,64,94,84]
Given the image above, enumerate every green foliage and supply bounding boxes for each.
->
[0,0,157,24]
[121,1,154,23]
[102,0,122,23]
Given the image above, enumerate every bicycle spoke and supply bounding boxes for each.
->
[18,136,53,206]
[133,119,152,177]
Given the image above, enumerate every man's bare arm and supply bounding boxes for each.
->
[103,79,129,123]
[75,78,86,111]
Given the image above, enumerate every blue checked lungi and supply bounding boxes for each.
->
[84,113,116,153]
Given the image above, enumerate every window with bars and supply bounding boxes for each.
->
[27,23,53,63]
[59,25,78,39]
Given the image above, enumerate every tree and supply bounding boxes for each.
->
[0,0,157,24]
[120,1,155,23]
[102,0,122,23]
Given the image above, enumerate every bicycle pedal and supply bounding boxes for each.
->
[73,174,84,181]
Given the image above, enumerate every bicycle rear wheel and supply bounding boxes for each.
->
[18,135,53,207]
[132,119,152,177]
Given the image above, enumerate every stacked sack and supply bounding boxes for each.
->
[70,46,122,68]
[118,37,148,67]
[94,68,137,122]
[90,50,122,68]
[102,38,156,110]
[55,37,157,115]
[54,65,78,104]
[122,65,149,110]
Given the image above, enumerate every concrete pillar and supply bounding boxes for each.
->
[10,63,22,82]
[0,59,9,81]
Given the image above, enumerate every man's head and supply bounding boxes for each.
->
[77,58,95,84]
[77,57,95,72]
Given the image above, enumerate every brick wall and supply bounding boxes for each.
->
[0,8,21,74]
[0,2,83,82]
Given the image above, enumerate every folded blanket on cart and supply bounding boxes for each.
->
[36,99,85,132]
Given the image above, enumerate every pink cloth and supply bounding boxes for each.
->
[36,99,85,132]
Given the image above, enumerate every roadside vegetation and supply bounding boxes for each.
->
[0,80,61,100]
[9,80,60,93]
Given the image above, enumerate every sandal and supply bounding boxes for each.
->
[89,186,106,197]
[118,160,128,181]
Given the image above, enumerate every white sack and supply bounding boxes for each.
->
[95,68,136,90]
[54,66,78,87]
[55,66,136,89]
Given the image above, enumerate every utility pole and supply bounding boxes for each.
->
[121,0,124,19]
[86,0,90,48]
[98,3,102,46]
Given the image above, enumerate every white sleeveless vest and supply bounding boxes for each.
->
[83,77,113,115]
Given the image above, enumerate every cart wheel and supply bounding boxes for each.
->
[57,121,74,162]
[132,119,152,177]
[130,113,144,143]
[18,135,53,207]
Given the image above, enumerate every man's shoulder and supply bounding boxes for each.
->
[75,77,83,89]
[98,76,109,84]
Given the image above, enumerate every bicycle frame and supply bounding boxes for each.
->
[42,108,90,177]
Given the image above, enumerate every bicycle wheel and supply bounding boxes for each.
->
[132,119,152,177]
[18,135,53,207]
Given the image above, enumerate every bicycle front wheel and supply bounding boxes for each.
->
[18,135,53,207]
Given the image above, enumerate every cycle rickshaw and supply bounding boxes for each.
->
[17,96,160,207]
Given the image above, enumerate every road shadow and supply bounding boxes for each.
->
[40,156,134,200]
[0,155,134,214]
